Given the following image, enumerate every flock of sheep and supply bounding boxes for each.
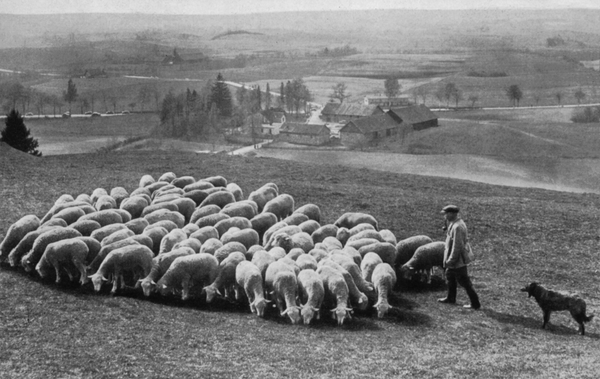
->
[0,172,445,325]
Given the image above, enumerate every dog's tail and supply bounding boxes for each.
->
[583,313,594,323]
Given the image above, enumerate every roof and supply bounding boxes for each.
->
[280,122,330,135]
[340,113,399,134]
[387,105,438,124]
[365,95,410,101]
[321,102,341,116]
[335,103,383,117]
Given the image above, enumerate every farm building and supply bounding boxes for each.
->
[320,102,384,123]
[79,68,108,79]
[387,105,439,130]
[364,95,411,108]
[277,122,331,145]
[262,108,287,125]
[339,113,402,147]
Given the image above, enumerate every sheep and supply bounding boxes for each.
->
[139,174,155,188]
[221,228,259,250]
[372,263,397,318]
[267,247,287,261]
[265,260,301,324]
[264,225,302,250]
[100,228,135,247]
[297,269,325,325]
[250,212,278,240]
[226,183,244,202]
[158,172,177,183]
[69,219,102,237]
[271,232,314,254]
[348,223,377,237]
[334,212,379,231]
[198,238,222,256]
[235,261,268,317]
[311,224,339,244]
[158,229,188,255]
[183,180,214,192]
[202,175,228,188]
[42,201,96,223]
[137,246,195,297]
[78,210,123,227]
[248,185,278,212]
[319,259,369,311]
[379,229,397,246]
[330,253,374,295]
[298,220,321,236]
[142,226,169,256]
[203,256,242,303]
[152,192,183,205]
[91,224,129,243]
[75,193,93,205]
[140,202,178,218]
[296,254,318,271]
[317,265,352,326]
[87,235,154,274]
[21,227,82,272]
[35,238,89,285]
[144,209,185,229]
[308,248,330,263]
[182,223,199,237]
[347,230,384,245]
[51,207,85,225]
[173,238,202,254]
[172,176,196,189]
[89,244,154,294]
[395,235,434,268]
[42,218,68,228]
[357,242,397,266]
[285,247,305,261]
[251,250,276,279]
[214,217,253,237]
[120,196,149,219]
[338,246,362,266]
[145,181,170,194]
[90,188,108,205]
[7,226,59,267]
[399,241,445,284]
[190,204,221,224]
[0,214,40,262]
[346,238,381,251]
[361,252,383,283]
[262,221,289,246]
[199,191,236,209]
[321,236,343,252]
[77,236,102,265]
[156,253,219,300]
[294,204,321,223]
[221,201,257,219]
[195,213,230,229]
[95,195,117,211]
[283,213,309,226]
[245,245,264,260]
[262,194,295,220]
[184,190,209,207]
[170,198,196,224]
[336,227,351,246]
[113,209,131,224]
[152,184,179,198]
[125,218,150,235]
[131,186,151,198]
[214,242,247,263]
[190,226,219,244]
[147,220,179,232]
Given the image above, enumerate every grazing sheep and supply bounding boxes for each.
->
[75,193,93,205]
[51,207,85,225]
[214,217,253,237]
[190,204,221,224]
[296,254,318,271]
[153,187,183,201]
[271,232,314,253]
[42,218,68,228]
[190,226,219,244]
[140,202,178,218]
[298,220,320,236]
[330,253,374,295]
[221,228,259,250]
[137,246,195,297]
[235,261,268,317]
[43,201,96,222]
[173,238,202,254]
[311,224,338,245]
[114,208,132,223]
[202,175,228,188]
[172,176,196,189]
[346,238,381,251]
[203,257,241,303]
[372,263,397,318]
[199,191,236,209]
[95,194,117,211]
[182,223,199,237]
[159,229,188,255]
[348,223,377,237]
[267,247,287,261]
[262,194,295,221]
[265,260,302,324]
[308,248,330,263]
[158,172,177,183]
[395,235,434,268]
[283,213,309,226]
[294,204,321,223]
[147,220,179,232]
[139,174,156,187]
[214,242,247,263]
[317,265,352,326]
[379,229,397,246]
[361,252,383,283]
[250,212,278,240]
[358,242,397,266]
[7,226,59,267]
[245,245,264,260]
[321,236,343,252]
[69,219,102,237]
[251,250,276,279]
[90,188,108,205]
[131,186,151,198]
[297,269,325,325]
[286,248,305,261]
[21,227,82,272]
[195,213,231,229]
[91,224,129,243]
[0,215,40,262]
[100,228,135,247]
[183,190,209,207]
[120,196,149,219]
[399,241,445,284]
[262,221,290,246]
[347,230,384,245]
[89,244,154,294]
[336,227,351,247]
[152,193,182,206]
[183,180,214,192]
[334,212,379,231]
[77,236,102,265]
[87,235,153,274]
[145,181,170,194]
[248,185,278,212]
[221,201,257,219]
[142,226,169,256]
[125,218,150,235]
[156,253,219,300]
[339,246,362,266]
[170,198,196,224]
[320,259,369,311]
[36,238,89,285]
[226,183,244,202]
[144,209,185,229]
[79,210,123,227]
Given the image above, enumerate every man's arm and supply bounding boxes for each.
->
[446,224,466,266]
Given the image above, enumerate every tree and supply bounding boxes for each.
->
[574,88,586,105]
[555,92,563,106]
[264,83,272,110]
[468,95,479,108]
[384,77,400,99]
[279,82,285,109]
[443,82,459,108]
[329,82,350,103]
[506,85,523,107]
[1,109,41,156]
[63,78,78,113]
[210,73,233,117]
[4,81,25,111]
[137,85,153,112]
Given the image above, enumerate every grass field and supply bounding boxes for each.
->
[1,146,600,378]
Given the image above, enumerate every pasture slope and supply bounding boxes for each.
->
[1,147,600,378]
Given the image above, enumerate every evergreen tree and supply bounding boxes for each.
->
[265,83,272,110]
[210,73,232,117]
[1,109,41,156]
[63,78,78,113]
[279,82,285,108]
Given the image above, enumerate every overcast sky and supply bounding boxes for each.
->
[1,0,599,15]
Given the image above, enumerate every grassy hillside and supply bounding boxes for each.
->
[1,148,599,378]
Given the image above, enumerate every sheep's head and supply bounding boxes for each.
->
[88,273,108,292]
[281,306,302,324]
[21,257,35,273]
[273,234,293,253]
[138,279,156,297]
[203,286,221,303]
[374,300,392,319]
[251,298,269,317]
[35,263,53,280]
[355,293,369,311]
[336,228,350,246]
[301,305,320,325]
[331,306,353,326]
[399,265,415,281]
[157,282,173,297]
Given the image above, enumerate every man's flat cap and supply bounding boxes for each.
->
[441,205,460,213]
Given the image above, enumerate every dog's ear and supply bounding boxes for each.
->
[528,282,539,298]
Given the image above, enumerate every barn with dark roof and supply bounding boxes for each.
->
[387,105,438,130]
[277,122,331,145]
[338,113,402,147]
[320,102,384,123]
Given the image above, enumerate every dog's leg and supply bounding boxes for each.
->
[543,310,551,329]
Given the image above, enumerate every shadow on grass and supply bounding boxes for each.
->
[395,275,447,293]
[483,308,600,339]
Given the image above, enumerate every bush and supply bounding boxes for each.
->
[0,109,42,156]
[571,107,600,123]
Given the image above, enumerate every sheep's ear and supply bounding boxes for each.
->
[313,307,320,312]
[87,275,94,279]
[358,297,364,303]
[280,309,288,316]
[162,284,167,289]
[216,288,222,296]
[150,280,156,285]
[101,276,108,282]
[265,299,272,303]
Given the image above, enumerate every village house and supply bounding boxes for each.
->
[338,112,401,147]
[277,122,331,146]
[80,68,108,79]
[260,108,287,136]
[364,95,411,109]
[320,102,384,123]
[387,104,439,130]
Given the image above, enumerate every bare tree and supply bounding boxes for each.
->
[384,77,401,99]
[468,95,479,108]
[329,82,350,103]
[506,85,523,107]
[574,88,586,105]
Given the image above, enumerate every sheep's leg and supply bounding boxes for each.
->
[73,259,88,285]
[181,276,191,301]
[111,269,121,294]
[426,268,432,285]
[53,264,62,284]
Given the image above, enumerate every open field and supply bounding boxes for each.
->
[1,147,600,378]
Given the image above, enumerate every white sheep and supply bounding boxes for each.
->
[321,236,343,252]
[183,180,214,192]
[156,253,219,300]
[141,202,178,218]
[51,207,86,225]
[120,196,149,219]
[78,210,123,227]
[172,238,202,254]
[296,254,318,271]
[203,256,242,303]
[75,193,93,205]
[42,201,96,224]
[330,253,374,295]
[395,235,434,268]
[190,226,219,244]
[100,228,135,247]
[158,172,177,183]
[371,263,397,318]
[190,204,221,224]
[0,214,40,262]
[294,203,321,223]
[270,232,314,254]
[226,182,244,202]
[220,228,259,250]
[36,238,89,285]
[334,212,379,231]
[195,213,230,229]
[125,218,150,235]
[357,242,397,266]
[319,259,369,311]
[77,236,102,265]
[183,190,209,207]
[265,260,301,324]
[248,184,278,212]
[137,246,194,296]
[267,247,287,261]
[142,226,169,255]
[250,250,276,279]
[21,227,83,272]
[317,265,352,326]
[158,229,188,255]
[139,174,156,187]
[235,261,269,317]
[361,252,383,283]
[311,224,339,244]
[399,241,445,284]
[131,186,151,198]
[144,209,185,229]
[42,218,68,228]
[308,248,330,263]
[199,238,223,256]
[262,221,290,246]
[283,213,309,226]
[69,219,102,237]
[214,242,247,263]
[251,212,279,242]
[345,237,381,251]
[298,220,321,236]
[347,229,384,245]
[87,234,153,274]
[95,194,117,211]
[172,176,196,189]
[199,191,236,209]
[147,220,178,232]
[202,175,228,188]
[182,223,200,237]
[297,269,325,325]
[91,224,129,243]
[88,244,154,294]
[214,216,253,237]
[7,226,58,267]
[145,181,170,194]
[379,229,397,246]
[262,194,295,221]
[169,198,196,224]
[285,247,305,261]
[221,201,257,219]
